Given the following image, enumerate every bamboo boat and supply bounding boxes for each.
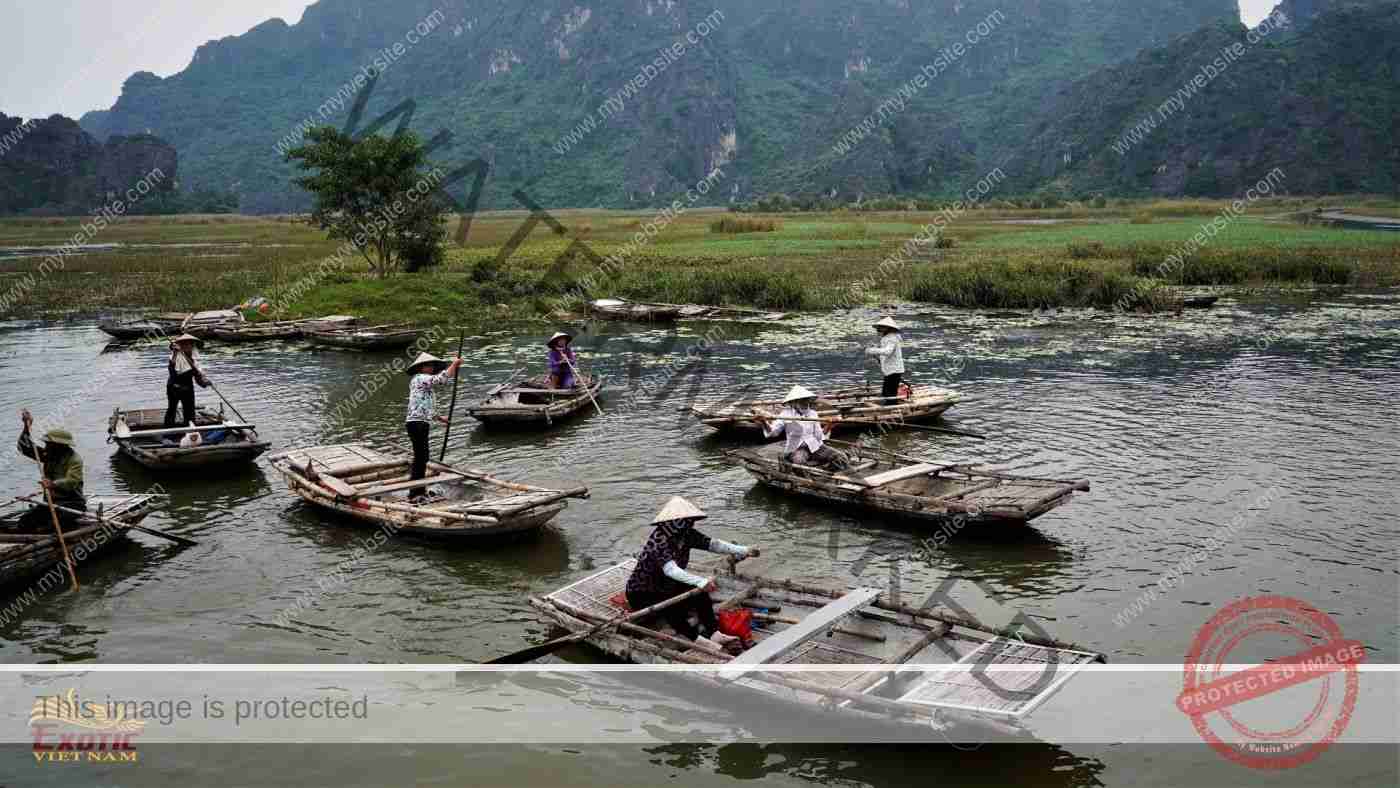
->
[267,444,590,539]
[0,494,162,591]
[589,298,682,322]
[530,558,1105,735]
[107,406,271,470]
[205,315,359,343]
[304,323,422,351]
[179,309,245,339]
[727,441,1090,527]
[692,385,964,436]
[1181,295,1219,309]
[466,375,604,427]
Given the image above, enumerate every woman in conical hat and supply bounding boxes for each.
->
[544,331,579,389]
[16,409,86,533]
[752,386,851,471]
[164,333,211,428]
[865,316,905,404]
[404,351,463,502]
[624,496,759,653]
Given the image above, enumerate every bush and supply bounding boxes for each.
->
[709,215,778,234]
[1129,211,1154,224]
[1067,241,1107,259]
[902,259,1153,310]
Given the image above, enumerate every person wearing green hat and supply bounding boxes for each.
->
[15,409,86,532]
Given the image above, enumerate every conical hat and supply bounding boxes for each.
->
[406,352,446,375]
[873,317,901,331]
[172,333,201,344]
[546,331,573,347]
[43,429,75,447]
[652,496,707,524]
[783,385,818,403]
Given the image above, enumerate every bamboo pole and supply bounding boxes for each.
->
[564,358,603,416]
[439,334,466,463]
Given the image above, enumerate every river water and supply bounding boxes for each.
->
[1,292,1396,786]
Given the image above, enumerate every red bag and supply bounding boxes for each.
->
[717,609,753,640]
[898,382,913,399]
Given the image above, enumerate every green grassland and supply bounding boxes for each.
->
[1,198,1396,326]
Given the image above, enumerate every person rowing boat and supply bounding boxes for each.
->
[165,333,211,428]
[545,331,579,389]
[753,386,851,471]
[14,410,85,533]
[865,317,905,405]
[625,496,759,654]
[404,351,463,502]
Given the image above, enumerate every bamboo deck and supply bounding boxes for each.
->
[0,494,161,591]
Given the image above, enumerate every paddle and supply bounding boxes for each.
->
[21,422,78,591]
[564,355,603,416]
[439,332,467,463]
[19,495,198,547]
[752,413,985,440]
[488,584,710,664]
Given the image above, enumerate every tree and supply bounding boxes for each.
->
[286,127,448,277]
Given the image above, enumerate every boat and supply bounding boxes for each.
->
[589,298,682,322]
[1,493,163,590]
[267,444,590,539]
[466,375,604,427]
[726,441,1090,527]
[691,385,964,436]
[1181,295,1219,309]
[205,315,359,343]
[179,309,245,339]
[530,558,1105,735]
[98,318,180,342]
[107,406,271,470]
[304,323,422,351]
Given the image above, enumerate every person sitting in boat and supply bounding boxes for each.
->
[865,317,906,405]
[545,332,579,389]
[164,334,211,428]
[14,410,85,532]
[754,386,851,472]
[625,496,759,653]
[405,351,463,502]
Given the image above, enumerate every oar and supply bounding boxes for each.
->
[752,414,984,439]
[19,495,198,547]
[207,381,250,425]
[24,436,78,591]
[439,332,466,463]
[564,355,603,416]
[488,585,709,664]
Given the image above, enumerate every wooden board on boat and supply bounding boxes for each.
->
[205,315,359,343]
[725,442,1089,528]
[530,560,1106,731]
[267,443,589,540]
[108,406,270,471]
[692,385,964,436]
[467,375,603,427]
[0,493,162,591]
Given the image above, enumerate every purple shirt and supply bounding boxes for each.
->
[548,347,577,388]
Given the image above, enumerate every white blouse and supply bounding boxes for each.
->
[763,406,828,454]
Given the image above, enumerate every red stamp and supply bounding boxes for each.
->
[1177,595,1364,769]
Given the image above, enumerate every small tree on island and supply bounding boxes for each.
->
[286,127,448,276]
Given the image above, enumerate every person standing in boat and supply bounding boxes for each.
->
[14,410,85,532]
[754,386,851,471]
[164,334,211,428]
[865,317,905,404]
[405,351,464,502]
[545,332,579,389]
[625,497,759,653]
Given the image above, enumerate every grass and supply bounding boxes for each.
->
[1,197,1397,322]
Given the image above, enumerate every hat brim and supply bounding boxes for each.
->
[409,361,449,374]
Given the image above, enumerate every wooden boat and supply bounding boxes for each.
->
[692,385,964,436]
[267,444,590,539]
[589,298,682,322]
[305,323,422,351]
[467,375,604,427]
[1181,295,1219,309]
[1,494,163,591]
[107,406,271,470]
[98,318,180,341]
[727,441,1089,527]
[179,309,245,339]
[205,315,359,343]
[531,558,1105,735]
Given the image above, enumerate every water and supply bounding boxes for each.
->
[1,292,1396,786]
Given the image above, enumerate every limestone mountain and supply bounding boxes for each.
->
[79,0,1237,212]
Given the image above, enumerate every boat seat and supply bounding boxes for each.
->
[862,463,948,488]
[720,587,881,681]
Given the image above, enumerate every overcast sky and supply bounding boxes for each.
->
[4,1,1270,121]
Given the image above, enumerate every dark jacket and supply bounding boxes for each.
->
[18,432,85,507]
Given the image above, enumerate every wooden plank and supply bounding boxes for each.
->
[351,472,466,499]
[720,588,881,680]
[862,463,944,488]
[117,422,252,439]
